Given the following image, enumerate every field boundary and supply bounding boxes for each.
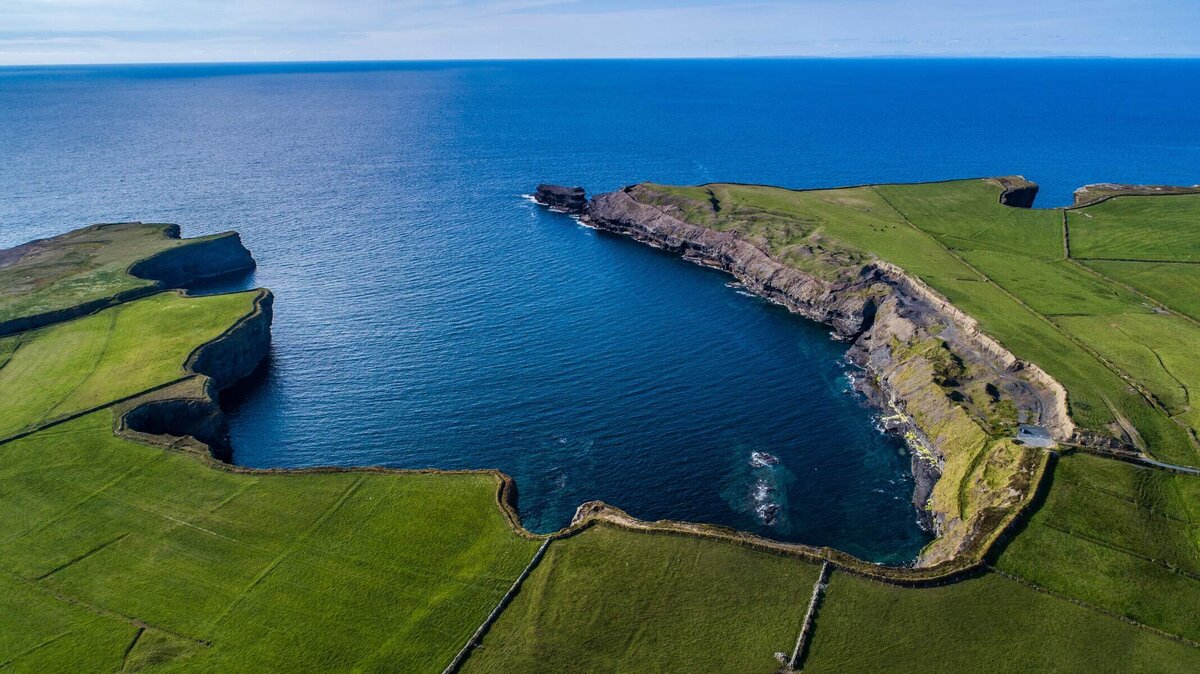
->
[443,537,553,673]
[788,560,831,671]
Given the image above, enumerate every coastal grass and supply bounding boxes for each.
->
[0,412,542,672]
[463,523,819,673]
[647,178,1200,465]
[1082,260,1200,323]
[0,291,257,439]
[1068,194,1200,262]
[802,570,1200,673]
[0,223,204,326]
[996,453,1200,643]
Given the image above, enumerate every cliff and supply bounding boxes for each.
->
[119,289,273,462]
[0,227,257,337]
[547,181,1067,566]
[994,176,1039,208]
[129,229,256,287]
[534,184,587,214]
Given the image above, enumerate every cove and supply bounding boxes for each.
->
[4,59,1199,563]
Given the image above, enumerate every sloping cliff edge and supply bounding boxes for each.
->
[537,179,1069,567]
[119,288,272,462]
[0,225,256,337]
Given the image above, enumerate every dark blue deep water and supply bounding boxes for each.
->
[2,59,1199,563]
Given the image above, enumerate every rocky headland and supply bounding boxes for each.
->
[534,184,587,214]
[535,180,1067,566]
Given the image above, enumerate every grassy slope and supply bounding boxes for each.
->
[1084,260,1200,323]
[464,524,818,673]
[0,412,541,672]
[0,223,201,324]
[996,453,1200,643]
[804,570,1200,673]
[0,291,257,438]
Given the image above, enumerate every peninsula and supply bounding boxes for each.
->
[2,175,1200,671]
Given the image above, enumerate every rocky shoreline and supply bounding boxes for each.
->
[535,180,1068,565]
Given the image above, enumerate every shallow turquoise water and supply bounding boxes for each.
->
[2,59,1198,563]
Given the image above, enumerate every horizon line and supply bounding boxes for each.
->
[5,54,1200,69]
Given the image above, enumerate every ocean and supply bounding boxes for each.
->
[2,59,1198,563]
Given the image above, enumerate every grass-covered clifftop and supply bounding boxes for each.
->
[2,203,1199,672]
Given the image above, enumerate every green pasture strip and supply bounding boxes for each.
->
[997,453,1200,643]
[0,223,201,325]
[1083,260,1200,324]
[0,573,137,673]
[0,411,542,672]
[1055,313,1199,432]
[802,570,1200,673]
[1069,194,1200,262]
[0,291,256,438]
[463,523,819,673]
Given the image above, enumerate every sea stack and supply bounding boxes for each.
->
[534,184,587,214]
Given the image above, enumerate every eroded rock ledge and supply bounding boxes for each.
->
[537,180,1068,567]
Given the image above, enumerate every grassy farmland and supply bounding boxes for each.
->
[2,190,1200,673]
[463,524,819,673]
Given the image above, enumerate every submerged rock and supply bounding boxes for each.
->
[750,451,780,468]
[534,184,587,214]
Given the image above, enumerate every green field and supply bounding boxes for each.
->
[1069,193,1200,262]
[464,524,819,673]
[996,452,1200,643]
[803,570,1200,673]
[0,291,257,439]
[1083,260,1200,323]
[0,412,542,671]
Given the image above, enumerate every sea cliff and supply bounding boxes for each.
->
[541,180,1066,566]
[119,289,273,462]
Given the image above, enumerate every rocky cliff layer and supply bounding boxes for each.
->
[534,184,587,214]
[130,230,256,287]
[120,289,273,462]
[561,182,1069,566]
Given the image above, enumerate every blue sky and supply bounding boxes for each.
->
[1,0,1199,65]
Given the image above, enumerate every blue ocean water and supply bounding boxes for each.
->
[2,59,1199,563]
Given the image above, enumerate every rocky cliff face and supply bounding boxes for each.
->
[587,188,882,336]
[130,231,256,287]
[995,176,1039,208]
[120,289,273,462]
[534,184,587,215]
[565,182,1069,566]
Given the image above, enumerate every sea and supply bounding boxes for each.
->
[2,59,1198,564]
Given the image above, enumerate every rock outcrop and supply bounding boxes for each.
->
[995,176,1039,208]
[1071,182,1200,207]
[130,229,256,287]
[534,184,587,214]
